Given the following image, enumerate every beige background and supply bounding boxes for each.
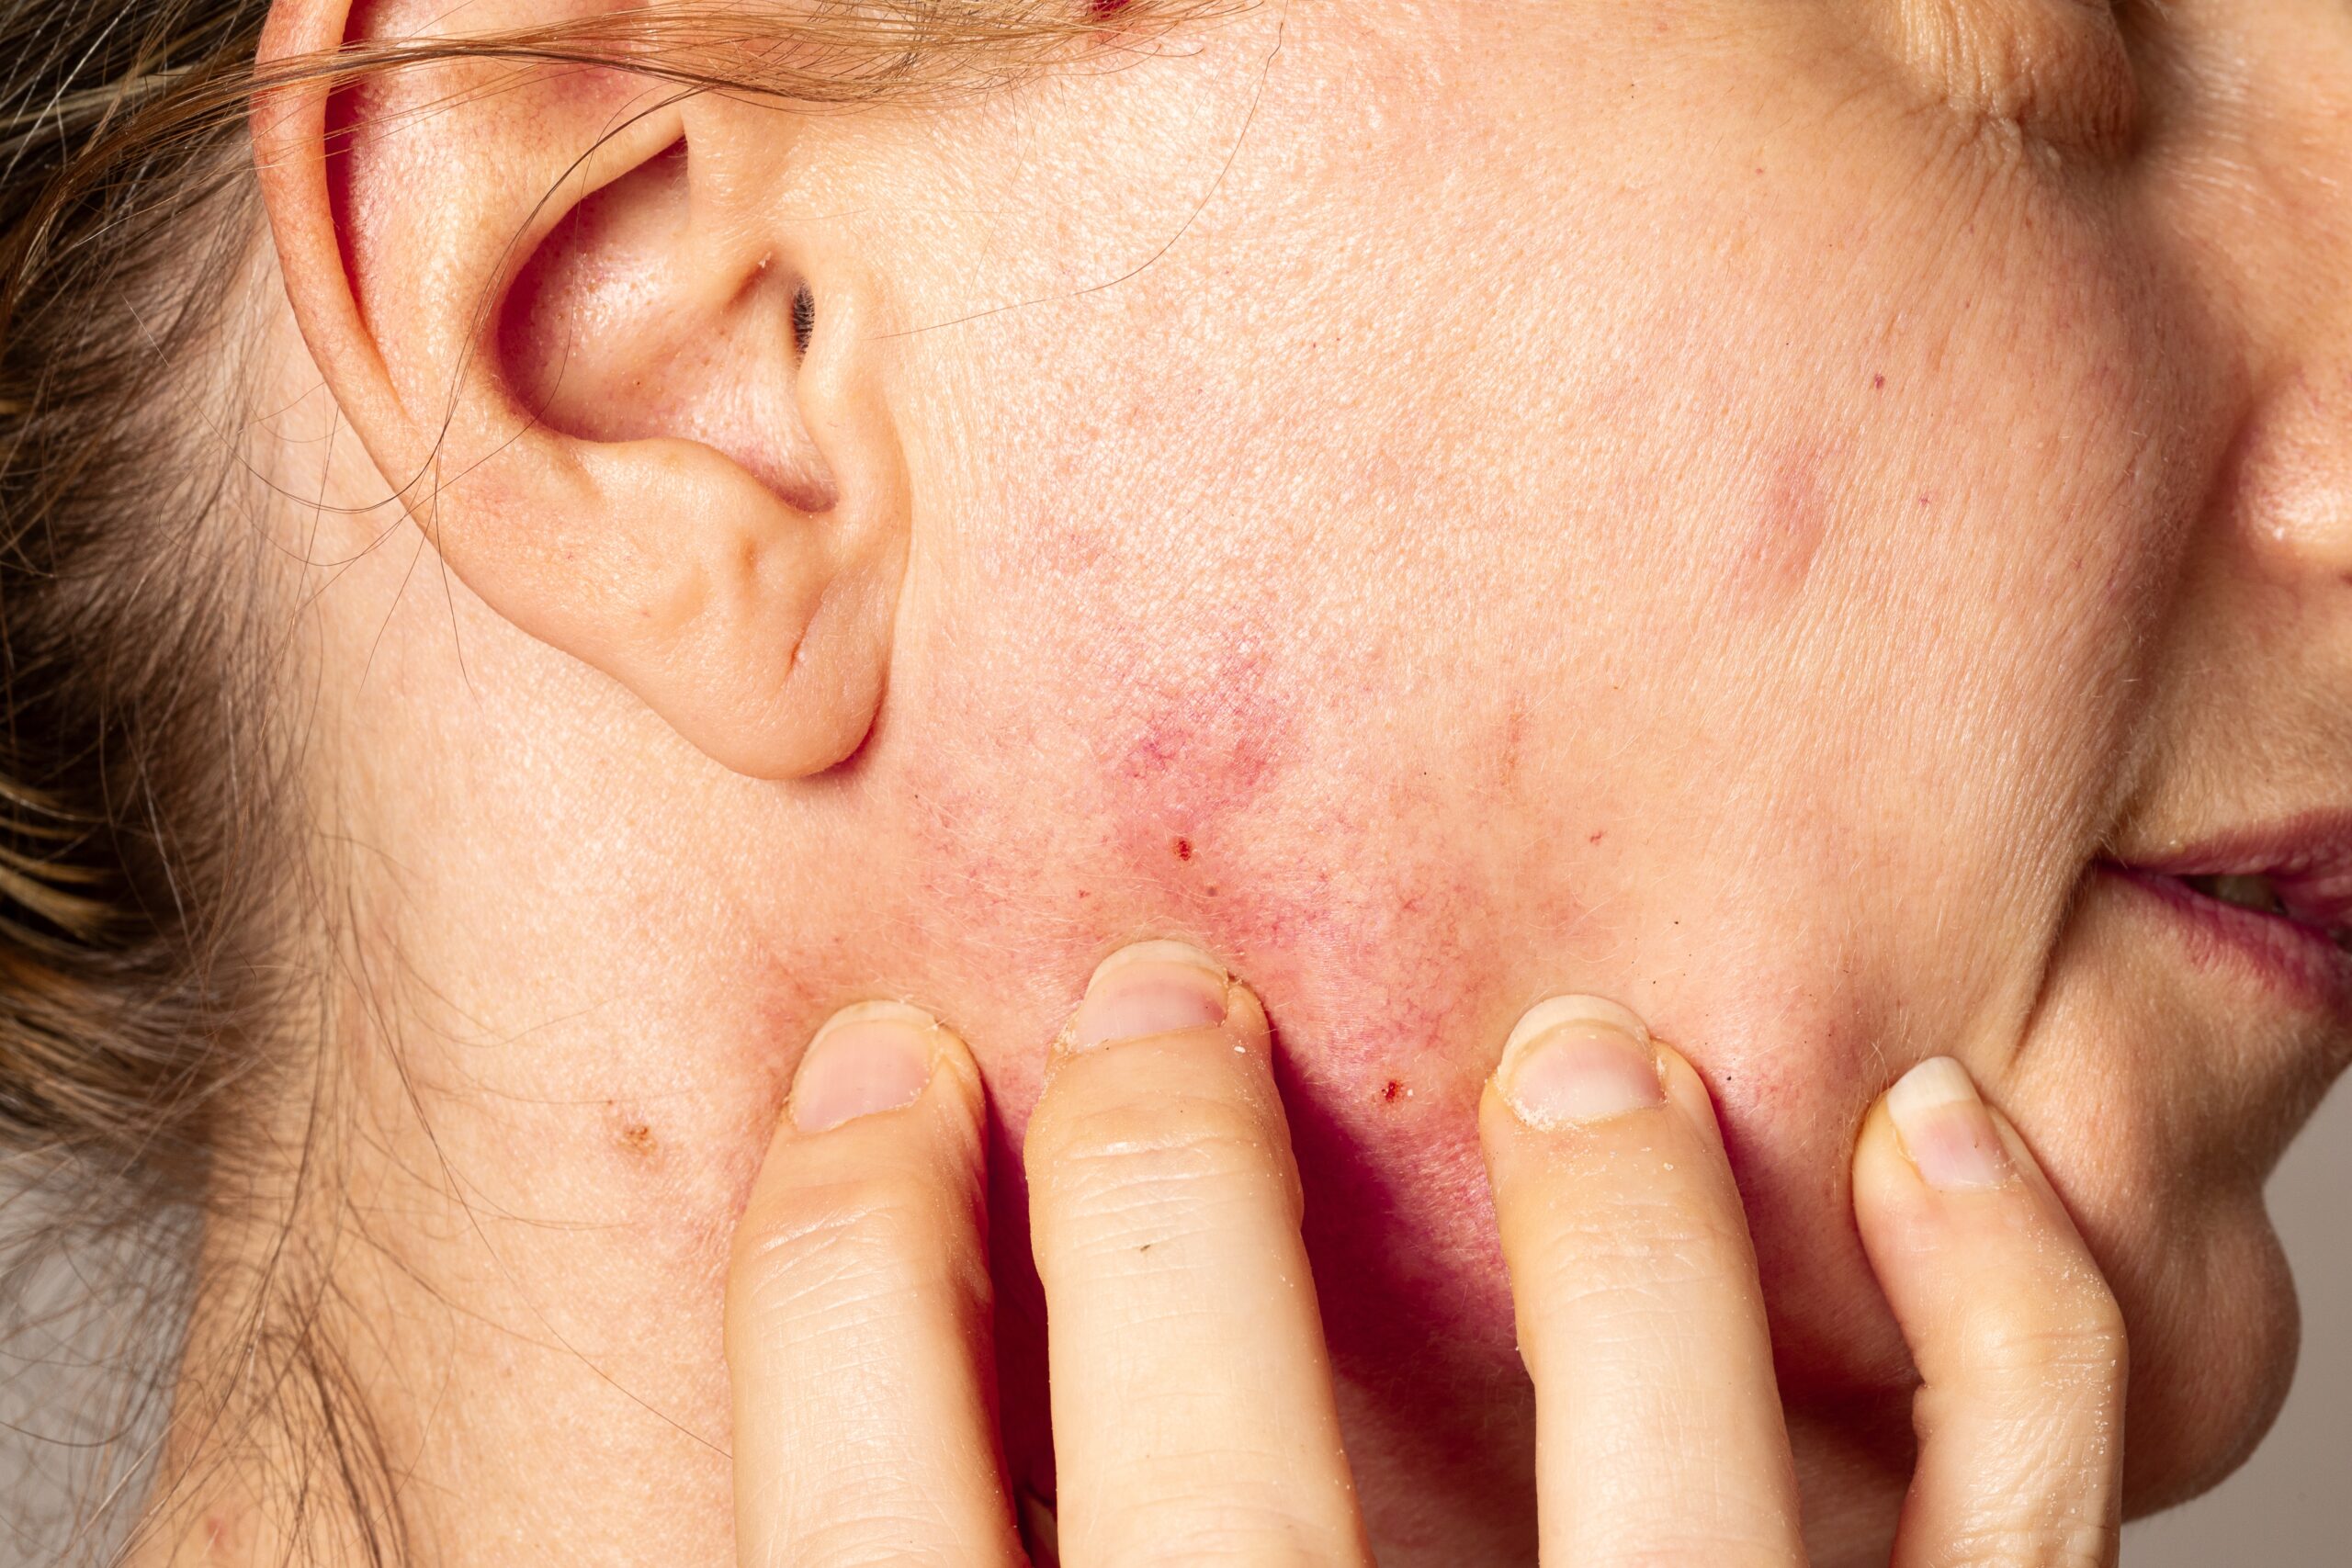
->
[2125,1077,2352,1565]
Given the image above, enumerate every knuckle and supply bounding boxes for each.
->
[786,1516,965,1568]
[1522,1188,1756,1297]
[1082,1501,1345,1568]
[729,1171,967,1335]
[1035,1089,1293,1235]
[1586,1548,1792,1568]
[1951,1263,2128,1385]
[1929,1518,2114,1568]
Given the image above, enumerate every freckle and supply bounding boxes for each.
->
[1174,836,1194,862]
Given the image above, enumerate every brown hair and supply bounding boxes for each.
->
[0,3,1243,1560]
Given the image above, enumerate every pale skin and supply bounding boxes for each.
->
[119,0,2350,1562]
[725,943,2124,1566]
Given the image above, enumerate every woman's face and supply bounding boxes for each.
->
[311,0,2348,1538]
[711,0,2348,1512]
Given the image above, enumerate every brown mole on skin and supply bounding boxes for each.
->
[607,1104,657,1157]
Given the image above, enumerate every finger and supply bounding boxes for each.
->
[1024,942,1372,1567]
[1478,996,1805,1568]
[726,1001,1022,1568]
[1855,1057,2126,1568]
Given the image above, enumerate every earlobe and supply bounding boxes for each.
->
[251,0,910,778]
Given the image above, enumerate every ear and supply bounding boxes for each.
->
[252,0,910,778]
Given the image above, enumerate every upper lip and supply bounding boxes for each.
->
[2112,807,2352,935]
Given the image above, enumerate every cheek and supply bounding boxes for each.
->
[869,618,1916,1410]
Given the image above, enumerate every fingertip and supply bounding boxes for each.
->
[1478,1000,1728,1176]
[1855,1074,2128,1566]
[789,999,969,1134]
[1489,994,1664,1130]
[1061,938,1264,1055]
[1852,1060,2120,1358]
[1222,971,1272,1051]
[1654,1041,1730,1154]
[1478,999,1801,1562]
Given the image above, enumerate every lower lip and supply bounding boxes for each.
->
[2099,864,2352,1024]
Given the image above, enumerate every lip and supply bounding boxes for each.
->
[2099,807,2352,1025]
[2099,861,2352,1027]
[2118,807,2352,931]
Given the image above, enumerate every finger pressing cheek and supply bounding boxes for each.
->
[1478,996,1805,1568]
[726,1002,1020,1568]
[1023,942,1372,1568]
[1854,1057,2127,1568]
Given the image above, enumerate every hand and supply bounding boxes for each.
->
[723,941,2126,1566]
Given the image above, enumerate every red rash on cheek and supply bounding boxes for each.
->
[1105,646,1292,826]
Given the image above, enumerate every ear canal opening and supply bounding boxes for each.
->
[494,134,837,513]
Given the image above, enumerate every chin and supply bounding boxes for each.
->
[2120,1208,2301,1514]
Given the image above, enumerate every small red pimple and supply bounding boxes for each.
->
[1382,1079,1404,1103]
[1174,836,1194,862]
[1871,373,1886,389]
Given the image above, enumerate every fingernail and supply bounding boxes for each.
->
[1886,1057,2013,1191]
[791,1001,938,1133]
[1497,995,1664,1127]
[1068,940,1228,1051]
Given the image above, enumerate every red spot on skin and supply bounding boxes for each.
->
[1871,373,1886,389]
[1104,645,1297,843]
[1588,830,1605,845]
[1174,836,1194,862]
[1382,1078,1404,1103]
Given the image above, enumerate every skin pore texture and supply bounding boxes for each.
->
[167,0,2348,1562]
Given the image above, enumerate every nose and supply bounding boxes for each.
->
[2168,17,2352,592]
[2232,368,2352,588]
